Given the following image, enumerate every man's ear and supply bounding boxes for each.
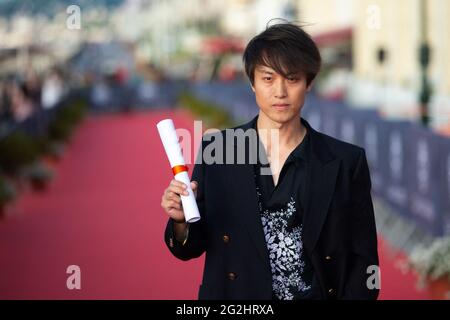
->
[306,82,313,92]
[250,84,255,93]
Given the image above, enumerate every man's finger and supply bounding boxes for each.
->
[168,192,181,203]
[170,180,186,189]
[168,200,181,210]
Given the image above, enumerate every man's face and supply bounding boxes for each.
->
[251,65,310,125]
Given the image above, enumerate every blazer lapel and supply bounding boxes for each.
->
[301,120,341,254]
[233,162,271,269]
[226,117,340,267]
[228,116,271,269]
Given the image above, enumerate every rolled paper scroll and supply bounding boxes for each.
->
[157,119,201,223]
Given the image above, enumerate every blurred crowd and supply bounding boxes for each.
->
[0,68,66,125]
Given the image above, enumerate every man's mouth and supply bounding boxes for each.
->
[272,104,290,109]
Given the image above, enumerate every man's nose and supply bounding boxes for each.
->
[274,80,287,98]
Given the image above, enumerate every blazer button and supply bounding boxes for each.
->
[325,255,332,261]
[228,272,237,280]
[169,238,174,248]
[223,235,230,243]
[328,288,334,294]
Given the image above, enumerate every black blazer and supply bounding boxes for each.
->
[165,117,379,300]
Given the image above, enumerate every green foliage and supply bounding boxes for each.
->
[410,236,450,283]
[33,135,52,155]
[48,117,74,142]
[0,131,39,175]
[25,161,54,183]
[48,99,88,142]
[46,142,65,160]
[0,98,87,178]
[59,99,88,126]
[0,176,16,204]
[179,92,234,129]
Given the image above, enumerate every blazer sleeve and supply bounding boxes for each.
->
[164,142,208,261]
[343,149,380,300]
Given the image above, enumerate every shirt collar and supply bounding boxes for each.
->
[290,125,310,164]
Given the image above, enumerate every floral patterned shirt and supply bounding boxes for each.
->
[254,120,314,300]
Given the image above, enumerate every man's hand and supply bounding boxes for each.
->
[161,179,198,223]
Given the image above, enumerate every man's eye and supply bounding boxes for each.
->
[263,77,272,81]
[287,77,298,82]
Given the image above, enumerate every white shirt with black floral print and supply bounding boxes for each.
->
[260,196,311,300]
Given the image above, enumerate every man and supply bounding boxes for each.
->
[161,22,379,300]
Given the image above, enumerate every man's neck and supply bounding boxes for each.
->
[256,112,306,151]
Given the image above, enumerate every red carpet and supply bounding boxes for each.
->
[0,110,431,299]
[378,237,430,300]
[0,110,204,299]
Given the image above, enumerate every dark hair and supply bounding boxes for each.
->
[243,21,321,86]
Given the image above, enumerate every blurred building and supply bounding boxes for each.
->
[296,0,354,101]
[297,0,450,129]
[297,0,355,34]
[3,0,449,129]
[351,0,450,130]
[220,0,297,39]
[108,0,297,76]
